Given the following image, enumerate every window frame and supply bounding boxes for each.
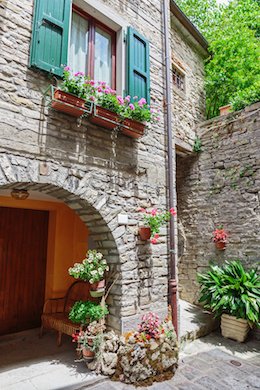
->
[172,65,186,94]
[71,4,116,89]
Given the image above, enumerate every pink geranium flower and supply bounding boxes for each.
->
[129,103,135,110]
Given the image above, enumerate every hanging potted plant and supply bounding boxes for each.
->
[121,97,160,138]
[68,250,109,297]
[213,226,227,250]
[139,207,176,244]
[198,261,260,342]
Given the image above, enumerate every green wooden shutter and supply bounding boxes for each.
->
[30,0,71,77]
[126,27,150,104]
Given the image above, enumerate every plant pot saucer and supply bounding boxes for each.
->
[90,289,105,298]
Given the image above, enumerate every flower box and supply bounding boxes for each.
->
[89,106,120,130]
[122,118,146,138]
[51,89,85,117]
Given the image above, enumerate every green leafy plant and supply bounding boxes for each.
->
[197,260,260,325]
[122,97,160,123]
[61,67,87,99]
[193,137,202,153]
[68,250,109,283]
[69,300,109,324]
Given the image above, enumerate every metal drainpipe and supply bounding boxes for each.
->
[163,0,178,337]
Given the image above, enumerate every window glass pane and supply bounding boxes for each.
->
[69,12,88,74]
[94,27,112,86]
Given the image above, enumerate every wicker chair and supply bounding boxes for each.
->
[40,280,94,346]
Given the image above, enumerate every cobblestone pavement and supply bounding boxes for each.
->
[84,332,260,390]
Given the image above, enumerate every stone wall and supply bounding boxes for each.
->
[177,103,260,303]
[170,14,207,151]
[0,0,172,332]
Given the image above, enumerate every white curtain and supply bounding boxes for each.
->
[69,12,89,74]
[94,27,112,86]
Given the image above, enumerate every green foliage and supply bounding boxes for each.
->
[193,137,202,153]
[197,261,260,324]
[231,81,260,111]
[62,68,88,99]
[96,92,121,114]
[176,0,260,117]
[69,301,109,324]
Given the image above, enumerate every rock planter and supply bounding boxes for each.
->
[86,317,179,386]
[221,314,250,342]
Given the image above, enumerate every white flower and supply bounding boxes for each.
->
[96,252,103,260]
[89,279,94,284]
[106,266,109,271]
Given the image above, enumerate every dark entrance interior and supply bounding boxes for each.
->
[0,207,49,335]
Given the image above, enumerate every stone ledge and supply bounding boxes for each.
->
[179,300,219,348]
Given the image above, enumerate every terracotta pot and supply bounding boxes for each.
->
[122,118,146,138]
[89,106,120,129]
[139,226,151,240]
[219,104,232,116]
[82,347,95,361]
[90,279,105,290]
[221,314,249,342]
[51,89,85,117]
[90,279,105,297]
[215,241,226,250]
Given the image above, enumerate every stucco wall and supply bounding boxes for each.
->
[177,103,260,303]
[0,195,88,298]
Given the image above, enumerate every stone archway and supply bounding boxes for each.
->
[0,155,123,331]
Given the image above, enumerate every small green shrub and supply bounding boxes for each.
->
[193,137,202,153]
[197,260,260,325]
[69,301,109,324]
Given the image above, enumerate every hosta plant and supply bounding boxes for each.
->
[198,260,260,326]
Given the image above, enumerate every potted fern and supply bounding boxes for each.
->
[198,260,260,342]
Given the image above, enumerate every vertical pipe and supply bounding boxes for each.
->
[163,0,178,337]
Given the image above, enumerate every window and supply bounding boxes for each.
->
[69,6,116,88]
[172,66,185,93]
[30,0,150,102]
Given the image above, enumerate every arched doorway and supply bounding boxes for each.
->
[0,182,120,335]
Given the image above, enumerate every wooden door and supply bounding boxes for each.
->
[0,207,49,335]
